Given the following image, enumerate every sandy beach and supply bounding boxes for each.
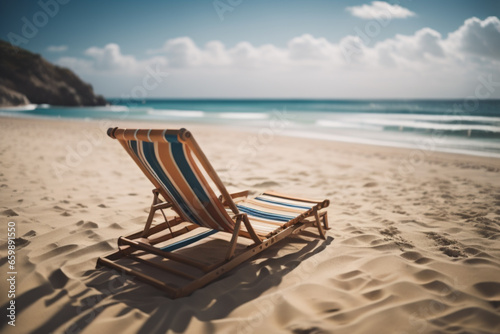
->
[1,116,500,334]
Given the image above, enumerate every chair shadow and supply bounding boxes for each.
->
[21,233,334,334]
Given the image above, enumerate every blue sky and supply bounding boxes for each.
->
[1,0,500,98]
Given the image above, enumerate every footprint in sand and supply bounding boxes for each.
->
[421,280,453,294]
[82,221,99,229]
[1,209,18,217]
[413,269,446,282]
[473,282,500,298]
[362,289,385,301]
[251,181,281,188]
[400,251,427,262]
[22,230,36,238]
[13,237,30,250]
[425,232,467,258]
[470,216,500,239]
[464,258,497,266]
[380,226,414,251]
[337,270,363,280]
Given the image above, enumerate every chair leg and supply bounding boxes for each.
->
[225,217,242,260]
[142,189,161,237]
[321,211,329,230]
[142,189,174,238]
[314,208,326,240]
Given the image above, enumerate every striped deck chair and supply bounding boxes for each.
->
[97,127,330,298]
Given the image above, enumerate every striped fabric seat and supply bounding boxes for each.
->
[236,192,325,237]
[114,128,236,233]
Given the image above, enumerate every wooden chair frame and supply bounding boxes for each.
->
[96,127,330,298]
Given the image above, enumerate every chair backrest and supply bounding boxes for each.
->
[108,127,238,232]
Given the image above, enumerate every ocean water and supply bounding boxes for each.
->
[1,99,500,158]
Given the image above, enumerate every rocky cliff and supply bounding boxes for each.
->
[0,40,106,107]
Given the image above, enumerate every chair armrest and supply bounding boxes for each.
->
[219,190,249,206]
[229,190,249,199]
[233,213,262,244]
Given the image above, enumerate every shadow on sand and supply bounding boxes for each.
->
[14,233,334,334]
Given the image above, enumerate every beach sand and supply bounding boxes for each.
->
[1,116,500,334]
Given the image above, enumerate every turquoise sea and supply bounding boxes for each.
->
[1,99,500,158]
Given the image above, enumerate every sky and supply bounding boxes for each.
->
[1,0,500,99]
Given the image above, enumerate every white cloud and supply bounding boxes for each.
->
[446,16,500,59]
[228,42,260,67]
[346,1,415,20]
[157,37,202,67]
[57,43,167,74]
[204,40,231,66]
[288,34,338,61]
[84,43,137,71]
[373,27,445,65]
[47,45,68,52]
[56,16,500,98]
[148,38,288,68]
[55,43,169,97]
[340,17,500,71]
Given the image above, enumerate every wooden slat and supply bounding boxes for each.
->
[118,237,210,271]
[264,191,329,208]
[186,135,240,215]
[148,224,198,245]
[152,202,173,210]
